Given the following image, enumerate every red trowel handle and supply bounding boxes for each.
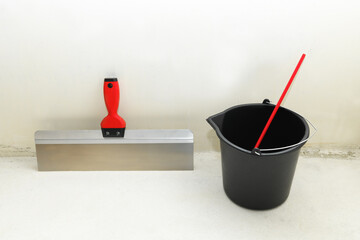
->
[103,78,120,115]
[101,78,126,137]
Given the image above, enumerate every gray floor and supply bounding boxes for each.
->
[0,152,359,240]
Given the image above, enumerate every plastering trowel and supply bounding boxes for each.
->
[35,78,193,171]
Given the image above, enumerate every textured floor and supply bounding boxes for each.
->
[0,152,359,240]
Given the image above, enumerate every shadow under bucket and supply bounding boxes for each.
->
[207,100,309,210]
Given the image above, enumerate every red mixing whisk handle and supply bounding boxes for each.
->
[254,54,306,150]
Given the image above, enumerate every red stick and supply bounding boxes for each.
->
[254,54,306,149]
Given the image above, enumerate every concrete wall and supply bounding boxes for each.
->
[1,0,360,154]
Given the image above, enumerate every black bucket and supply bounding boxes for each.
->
[207,100,309,210]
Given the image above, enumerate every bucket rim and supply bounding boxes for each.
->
[207,103,310,156]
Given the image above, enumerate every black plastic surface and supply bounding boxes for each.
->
[101,128,125,137]
[207,103,309,210]
[104,78,118,82]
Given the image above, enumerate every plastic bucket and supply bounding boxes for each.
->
[207,100,310,210]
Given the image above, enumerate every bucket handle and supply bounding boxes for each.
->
[254,117,317,154]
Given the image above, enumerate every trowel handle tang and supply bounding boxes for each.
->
[103,78,119,116]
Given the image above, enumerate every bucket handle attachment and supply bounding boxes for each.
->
[253,117,317,155]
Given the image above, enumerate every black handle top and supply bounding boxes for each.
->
[104,78,118,82]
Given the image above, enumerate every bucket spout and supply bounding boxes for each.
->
[206,112,225,134]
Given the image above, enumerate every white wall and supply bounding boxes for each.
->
[1,0,360,153]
